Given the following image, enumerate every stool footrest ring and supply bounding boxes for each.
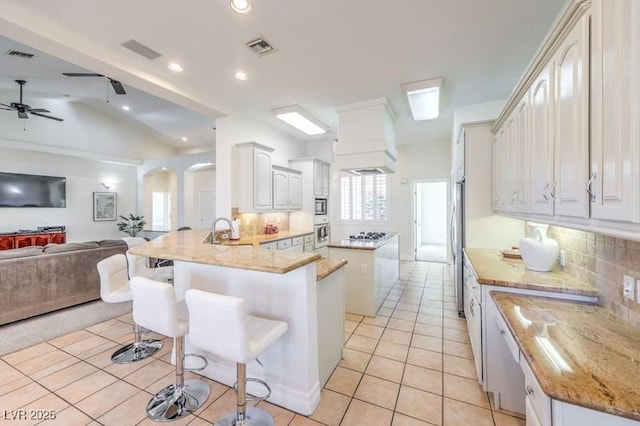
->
[233,378,271,402]
[183,353,208,372]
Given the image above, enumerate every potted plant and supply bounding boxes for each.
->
[117,213,146,237]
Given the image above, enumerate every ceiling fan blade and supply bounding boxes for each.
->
[0,107,12,111]
[17,111,28,119]
[0,102,13,108]
[62,72,105,77]
[109,79,126,95]
[30,108,51,113]
[30,111,64,122]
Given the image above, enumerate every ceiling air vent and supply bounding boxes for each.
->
[351,168,386,176]
[120,39,162,60]
[246,36,276,56]
[5,50,35,59]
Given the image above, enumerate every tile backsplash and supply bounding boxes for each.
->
[231,208,289,238]
[545,225,640,327]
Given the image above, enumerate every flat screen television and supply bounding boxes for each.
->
[0,172,66,208]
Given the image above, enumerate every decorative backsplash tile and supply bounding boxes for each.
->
[546,225,640,327]
[231,208,289,237]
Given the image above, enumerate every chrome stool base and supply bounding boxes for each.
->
[146,379,211,421]
[111,339,162,364]
[215,407,275,426]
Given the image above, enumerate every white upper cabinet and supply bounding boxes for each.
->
[314,160,330,197]
[530,62,555,217]
[514,96,531,214]
[234,142,274,212]
[590,0,640,222]
[552,13,590,218]
[272,166,302,211]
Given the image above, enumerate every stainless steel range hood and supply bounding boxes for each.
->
[335,98,397,174]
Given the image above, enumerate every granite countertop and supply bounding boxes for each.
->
[316,258,348,280]
[129,229,320,274]
[222,230,313,247]
[328,232,400,250]
[464,248,598,297]
[491,292,640,421]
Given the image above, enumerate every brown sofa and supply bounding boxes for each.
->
[0,239,128,325]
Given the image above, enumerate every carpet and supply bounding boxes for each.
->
[0,300,133,356]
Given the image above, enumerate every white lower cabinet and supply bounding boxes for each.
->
[521,356,551,426]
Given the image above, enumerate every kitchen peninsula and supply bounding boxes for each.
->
[129,229,346,415]
[328,232,399,316]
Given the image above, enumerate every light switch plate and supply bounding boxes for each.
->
[637,280,640,304]
[623,275,634,300]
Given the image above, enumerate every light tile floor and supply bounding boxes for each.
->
[0,261,525,425]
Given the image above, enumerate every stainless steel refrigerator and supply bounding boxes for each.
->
[450,122,524,317]
[451,176,465,316]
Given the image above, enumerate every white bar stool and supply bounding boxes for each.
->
[185,289,288,426]
[126,251,174,282]
[130,277,211,421]
[96,254,162,363]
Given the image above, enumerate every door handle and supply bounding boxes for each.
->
[586,172,596,202]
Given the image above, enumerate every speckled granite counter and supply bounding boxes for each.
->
[222,230,313,247]
[464,248,598,297]
[492,292,640,421]
[129,229,320,274]
[328,232,400,250]
[316,258,348,280]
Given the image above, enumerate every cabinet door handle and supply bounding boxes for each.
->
[586,172,596,202]
[526,385,534,396]
[542,183,550,202]
[550,181,557,200]
[499,329,506,336]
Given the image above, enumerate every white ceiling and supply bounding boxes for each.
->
[0,0,566,148]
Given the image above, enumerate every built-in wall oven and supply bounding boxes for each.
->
[314,215,330,248]
[314,198,328,215]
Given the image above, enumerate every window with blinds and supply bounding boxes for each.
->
[340,173,389,222]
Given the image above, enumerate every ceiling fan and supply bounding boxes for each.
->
[0,80,63,122]
[62,72,127,95]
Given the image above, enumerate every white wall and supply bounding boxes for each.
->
[451,99,505,142]
[215,113,306,218]
[0,97,176,160]
[0,147,137,242]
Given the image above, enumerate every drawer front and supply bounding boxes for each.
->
[495,312,520,363]
[292,236,304,246]
[261,241,277,250]
[521,357,551,425]
[276,238,292,250]
[303,234,313,243]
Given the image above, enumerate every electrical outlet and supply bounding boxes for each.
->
[361,264,368,273]
[559,250,567,267]
[623,275,635,301]
[637,279,640,304]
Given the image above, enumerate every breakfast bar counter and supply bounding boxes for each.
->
[129,230,340,415]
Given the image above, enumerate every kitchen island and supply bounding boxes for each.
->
[328,232,399,316]
[129,229,345,415]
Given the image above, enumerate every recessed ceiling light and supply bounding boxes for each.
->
[181,136,188,141]
[235,71,248,81]
[122,105,130,111]
[230,0,254,14]
[168,62,184,73]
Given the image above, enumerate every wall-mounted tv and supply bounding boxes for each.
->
[0,172,66,208]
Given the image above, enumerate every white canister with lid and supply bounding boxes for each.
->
[519,223,559,272]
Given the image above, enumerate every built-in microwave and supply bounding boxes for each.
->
[315,198,327,215]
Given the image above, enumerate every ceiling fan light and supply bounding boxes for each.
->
[230,0,254,14]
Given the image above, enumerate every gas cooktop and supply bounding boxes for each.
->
[348,231,387,240]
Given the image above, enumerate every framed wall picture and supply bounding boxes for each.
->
[93,192,117,221]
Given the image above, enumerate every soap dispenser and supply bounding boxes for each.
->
[231,218,240,240]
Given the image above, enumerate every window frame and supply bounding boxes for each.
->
[338,172,391,224]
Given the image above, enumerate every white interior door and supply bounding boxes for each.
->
[414,180,448,262]
[199,190,215,230]
[152,192,171,231]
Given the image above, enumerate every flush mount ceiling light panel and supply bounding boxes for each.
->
[272,105,328,136]
[401,77,443,121]
[230,0,254,14]
[246,36,276,56]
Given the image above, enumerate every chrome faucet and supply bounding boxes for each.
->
[211,217,233,244]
